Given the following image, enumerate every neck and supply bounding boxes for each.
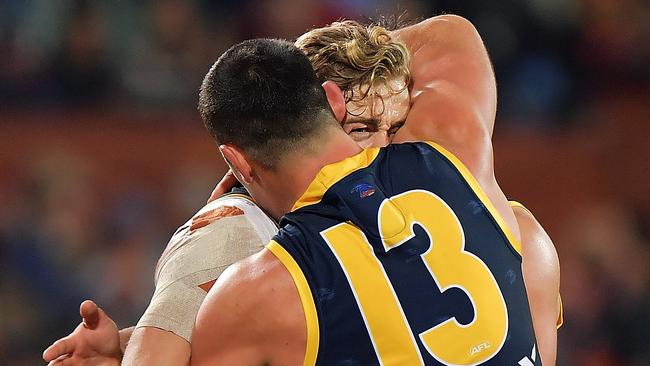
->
[261,127,362,220]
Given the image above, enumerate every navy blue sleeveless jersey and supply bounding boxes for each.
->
[267,142,540,366]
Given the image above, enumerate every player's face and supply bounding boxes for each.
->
[342,76,410,149]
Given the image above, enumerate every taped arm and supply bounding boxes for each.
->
[121,261,221,365]
[123,213,267,365]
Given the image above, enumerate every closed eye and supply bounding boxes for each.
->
[343,120,380,140]
[388,121,405,136]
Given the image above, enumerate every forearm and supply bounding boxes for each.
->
[393,15,497,135]
[122,327,191,366]
[119,326,135,355]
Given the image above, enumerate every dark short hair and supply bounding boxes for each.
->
[198,38,336,169]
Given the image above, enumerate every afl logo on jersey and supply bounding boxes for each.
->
[351,183,376,198]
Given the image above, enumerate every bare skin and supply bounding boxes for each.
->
[120,328,190,366]
[515,205,561,366]
[391,17,560,364]
[44,15,559,366]
[42,301,122,366]
[192,15,558,366]
[205,15,560,363]
[192,124,361,366]
[392,16,515,234]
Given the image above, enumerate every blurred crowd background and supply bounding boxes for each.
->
[0,0,648,365]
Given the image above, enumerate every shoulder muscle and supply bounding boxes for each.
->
[191,249,305,366]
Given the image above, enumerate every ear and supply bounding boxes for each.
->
[322,80,346,122]
[219,144,253,185]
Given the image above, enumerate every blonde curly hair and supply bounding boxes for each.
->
[295,20,410,107]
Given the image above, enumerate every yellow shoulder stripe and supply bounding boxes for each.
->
[266,241,319,366]
[506,201,531,255]
[424,142,524,257]
[508,200,532,215]
[557,295,564,329]
[292,148,381,211]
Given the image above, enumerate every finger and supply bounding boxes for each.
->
[80,300,100,329]
[207,185,221,203]
[207,170,238,203]
[43,337,74,362]
[47,353,71,365]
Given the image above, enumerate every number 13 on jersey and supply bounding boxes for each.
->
[321,190,508,365]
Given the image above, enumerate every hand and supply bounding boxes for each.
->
[207,170,239,203]
[43,300,122,366]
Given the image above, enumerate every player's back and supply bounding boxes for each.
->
[269,142,540,366]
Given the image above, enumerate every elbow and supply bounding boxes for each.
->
[438,14,476,30]
[421,14,482,44]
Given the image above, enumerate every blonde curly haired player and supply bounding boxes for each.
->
[44,16,560,366]
[296,22,561,364]
[296,20,412,149]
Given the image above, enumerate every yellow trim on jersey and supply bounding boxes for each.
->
[291,148,381,211]
[508,200,528,215]
[557,296,564,329]
[266,241,319,366]
[507,200,564,329]
[322,223,425,364]
[424,142,524,257]
[506,201,528,255]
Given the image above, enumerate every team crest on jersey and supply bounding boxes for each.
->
[190,205,244,232]
[351,183,376,198]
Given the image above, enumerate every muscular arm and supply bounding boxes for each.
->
[392,15,519,240]
[392,15,496,175]
[191,249,305,366]
[513,204,561,366]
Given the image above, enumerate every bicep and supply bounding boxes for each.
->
[122,327,190,366]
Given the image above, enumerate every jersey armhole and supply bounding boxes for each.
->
[423,142,524,259]
[266,241,320,366]
[506,201,529,256]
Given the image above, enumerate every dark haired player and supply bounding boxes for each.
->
[43,16,559,366]
[190,38,544,365]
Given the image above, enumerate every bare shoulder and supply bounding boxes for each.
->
[193,248,288,339]
[191,248,306,366]
[512,206,555,253]
[512,204,560,281]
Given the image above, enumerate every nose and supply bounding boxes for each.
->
[371,131,391,148]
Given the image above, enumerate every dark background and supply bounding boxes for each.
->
[0,0,648,364]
